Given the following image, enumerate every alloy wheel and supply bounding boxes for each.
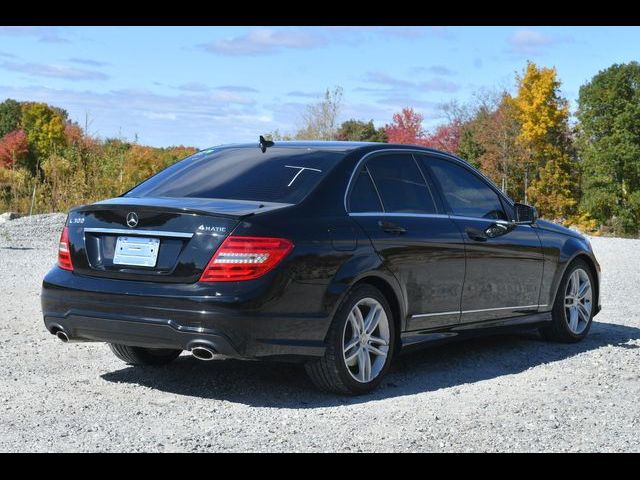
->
[342,297,390,383]
[564,268,592,335]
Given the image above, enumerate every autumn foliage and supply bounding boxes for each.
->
[384,108,428,146]
[0,99,197,214]
[0,129,28,168]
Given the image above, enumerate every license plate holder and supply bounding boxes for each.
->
[113,236,160,267]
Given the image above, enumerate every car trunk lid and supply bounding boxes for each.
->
[66,197,292,283]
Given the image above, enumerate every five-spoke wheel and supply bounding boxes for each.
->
[342,298,391,383]
[564,268,593,335]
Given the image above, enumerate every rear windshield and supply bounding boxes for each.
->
[125,147,345,204]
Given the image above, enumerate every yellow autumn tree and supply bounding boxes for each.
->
[512,62,579,220]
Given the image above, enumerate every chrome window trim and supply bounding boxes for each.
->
[343,147,517,216]
[349,212,451,219]
[347,212,524,227]
[411,304,548,319]
[83,228,194,239]
[448,215,513,226]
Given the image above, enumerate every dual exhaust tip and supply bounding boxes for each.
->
[54,328,217,361]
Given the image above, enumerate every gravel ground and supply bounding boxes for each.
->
[0,213,639,452]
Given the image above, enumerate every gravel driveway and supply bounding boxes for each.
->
[1,214,638,452]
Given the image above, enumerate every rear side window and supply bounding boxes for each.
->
[365,154,437,213]
[126,147,345,204]
[422,156,507,220]
[349,169,383,212]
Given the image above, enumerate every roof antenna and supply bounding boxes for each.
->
[259,135,274,153]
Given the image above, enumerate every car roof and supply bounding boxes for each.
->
[206,140,451,155]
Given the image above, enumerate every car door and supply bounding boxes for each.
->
[418,154,544,323]
[347,151,466,330]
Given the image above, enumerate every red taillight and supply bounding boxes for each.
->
[200,236,294,282]
[57,226,73,271]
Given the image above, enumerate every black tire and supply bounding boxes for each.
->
[305,284,396,395]
[109,343,182,366]
[539,258,595,343]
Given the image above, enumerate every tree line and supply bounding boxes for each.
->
[1,60,639,236]
[267,61,640,236]
[0,100,196,215]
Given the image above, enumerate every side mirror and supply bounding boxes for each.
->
[514,203,538,224]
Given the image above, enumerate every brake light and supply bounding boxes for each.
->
[57,226,73,271]
[200,236,294,282]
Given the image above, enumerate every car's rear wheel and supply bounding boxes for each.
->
[539,259,595,343]
[305,284,395,395]
[109,343,182,366]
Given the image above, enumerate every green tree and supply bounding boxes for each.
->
[0,99,22,138]
[457,124,484,169]
[576,61,640,235]
[336,119,387,142]
[20,102,67,172]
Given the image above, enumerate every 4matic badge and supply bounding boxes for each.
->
[197,225,227,233]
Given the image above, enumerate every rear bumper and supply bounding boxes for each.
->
[42,267,330,361]
[44,313,242,357]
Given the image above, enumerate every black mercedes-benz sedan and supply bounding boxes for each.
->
[42,140,601,394]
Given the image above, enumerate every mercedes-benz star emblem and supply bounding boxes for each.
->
[126,212,138,228]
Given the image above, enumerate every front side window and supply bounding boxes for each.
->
[364,154,437,213]
[126,147,345,204]
[422,156,507,220]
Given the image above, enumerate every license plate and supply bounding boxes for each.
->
[113,236,160,267]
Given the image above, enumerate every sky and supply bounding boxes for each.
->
[0,26,638,148]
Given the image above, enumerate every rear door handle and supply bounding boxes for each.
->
[378,221,407,234]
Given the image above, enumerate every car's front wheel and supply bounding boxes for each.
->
[109,344,182,366]
[540,258,595,343]
[305,284,395,395]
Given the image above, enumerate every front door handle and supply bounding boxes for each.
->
[378,220,407,234]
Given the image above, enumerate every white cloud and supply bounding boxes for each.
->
[412,65,456,76]
[364,71,460,93]
[68,57,109,67]
[1,61,108,81]
[0,26,70,43]
[507,29,572,55]
[143,112,177,121]
[201,29,327,56]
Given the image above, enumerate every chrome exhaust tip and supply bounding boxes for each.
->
[191,346,216,361]
[56,330,70,343]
